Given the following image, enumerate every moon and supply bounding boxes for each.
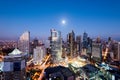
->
[61,20,66,25]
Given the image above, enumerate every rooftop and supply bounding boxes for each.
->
[45,66,75,78]
[8,48,22,56]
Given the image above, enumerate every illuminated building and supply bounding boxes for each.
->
[50,29,62,63]
[0,40,17,49]
[33,46,46,65]
[76,35,82,55]
[111,42,119,60]
[117,42,120,61]
[0,48,27,80]
[92,41,102,62]
[102,40,120,62]
[86,37,92,61]
[81,32,88,56]
[80,64,99,80]
[82,32,88,49]
[30,38,39,54]
[18,31,30,54]
[67,30,75,58]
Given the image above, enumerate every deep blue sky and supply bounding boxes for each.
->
[0,0,120,40]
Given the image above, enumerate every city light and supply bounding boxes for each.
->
[0,0,120,80]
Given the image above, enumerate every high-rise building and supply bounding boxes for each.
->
[76,35,81,55]
[107,41,120,61]
[108,37,112,43]
[81,32,88,56]
[50,29,62,63]
[117,42,120,61]
[86,37,92,61]
[96,36,101,43]
[67,30,75,58]
[30,38,39,54]
[92,41,102,62]
[33,38,39,48]
[33,46,46,65]
[112,42,118,60]
[18,31,30,54]
[0,48,27,80]
[82,32,88,49]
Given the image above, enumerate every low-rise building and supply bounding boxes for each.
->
[44,66,75,80]
[0,48,27,80]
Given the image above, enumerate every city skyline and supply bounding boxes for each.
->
[0,0,120,40]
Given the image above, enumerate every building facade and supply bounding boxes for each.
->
[67,30,75,58]
[81,32,88,56]
[92,41,102,62]
[117,42,120,61]
[0,48,27,80]
[82,32,88,49]
[50,29,62,63]
[33,46,46,65]
[18,31,30,54]
[76,35,82,55]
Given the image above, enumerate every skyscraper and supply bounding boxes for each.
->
[82,32,88,49]
[30,38,39,54]
[81,32,88,56]
[86,37,92,61]
[18,31,30,54]
[33,46,46,65]
[92,41,102,62]
[50,29,62,63]
[67,30,75,58]
[33,38,39,48]
[76,35,81,55]
[117,42,120,61]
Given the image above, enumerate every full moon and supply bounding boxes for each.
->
[62,20,66,25]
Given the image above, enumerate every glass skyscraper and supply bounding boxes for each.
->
[18,31,30,54]
[50,29,62,63]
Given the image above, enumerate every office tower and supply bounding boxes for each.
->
[106,41,120,62]
[0,48,27,80]
[117,42,120,61]
[33,38,39,48]
[67,30,75,58]
[86,37,92,61]
[96,37,101,43]
[92,41,102,62]
[82,32,88,49]
[108,37,112,43]
[50,29,62,63]
[30,38,39,54]
[111,42,118,60]
[81,32,88,56]
[62,41,68,58]
[18,31,30,54]
[76,35,81,55]
[33,46,46,65]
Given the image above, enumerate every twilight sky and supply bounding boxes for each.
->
[0,0,120,40]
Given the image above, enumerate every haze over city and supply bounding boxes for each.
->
[0,0,120,40]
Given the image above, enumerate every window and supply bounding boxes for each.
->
[13,62,21,71]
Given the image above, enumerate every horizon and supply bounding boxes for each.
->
[0,30,120,41]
